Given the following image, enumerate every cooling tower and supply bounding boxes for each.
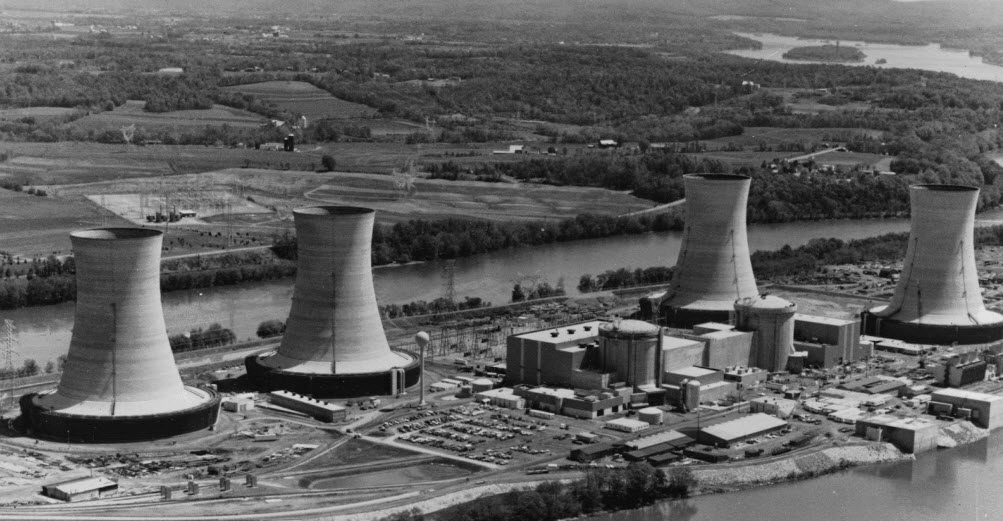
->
[20,228,220,443]
[735,295,797,373]
[661,174,758,328]
[862,185,1003,344]
[246,206,418,397]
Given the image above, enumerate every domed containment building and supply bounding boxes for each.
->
[246,206,418,397]
[597,320,662,389]
[862,185,1003,345]
[20,228,220,443]
[661,174,759,328]
[734,295,798,373]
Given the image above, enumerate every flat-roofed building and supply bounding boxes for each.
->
[698,413,788,446]
[794,314,865,365]
[604,418,650,433]
[855,414,939,453]
[475,387,526,409]
[268,390,346,423]
[42,477,118,502]
[929,388,1003,429]
[506,321,605,386]
[749,396,797,419]
[624,430,692,451]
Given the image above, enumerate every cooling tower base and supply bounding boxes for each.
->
[245,351,421,398]
[861,311,1003,345]
[19,388,221,444]
[661,306,733,329]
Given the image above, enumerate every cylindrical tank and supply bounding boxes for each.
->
[683,379,701,411]
[23,228,219,442]
[470,378,494,393]
[735,295,797,373]
[638,406,664,425]
[661,174,758,327]
[599,320,660,389]
[864,185,1003,344]
[250,206,417,397]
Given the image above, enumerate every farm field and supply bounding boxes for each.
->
[707,126,885,148]
[303,170,654,223]
[0,106,78,122]
[66,100,266,133]
[0,189,129,257]
[222,81,378,120]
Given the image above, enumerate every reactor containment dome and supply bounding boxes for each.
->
[862,184,1003,344]
[246,206,418,397]
[661,174,759,327]
[20,228,220,443]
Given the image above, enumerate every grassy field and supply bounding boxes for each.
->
[0,189,129,257]
[303,170,654,223]
[708,127,885,148]
[0,107,78,122]
[223,81,378,120]
[67,100,265,133]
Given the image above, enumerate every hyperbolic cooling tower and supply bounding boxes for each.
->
[661,174,759,327]
[20,228,220,443]
[862,184,1003,344]
[246,206,418,397]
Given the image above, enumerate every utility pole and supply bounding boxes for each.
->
[1,320,16,411]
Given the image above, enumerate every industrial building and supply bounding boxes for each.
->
[513,385,632,419]
[932,352,988,387]
[246,207,419,397]
[862,185,1003,344]
[749,396,797,418]
[475,387,526,409]
[735,295,798,373]
[855,415,939,453]
[268,390,347,423]
[660,174,759,327]
[929,388,1003,429]
[20,228,220,443]
[42,477,118,502]
[604,418,650,433]
[697,413,788,446]
[506,320,606,388]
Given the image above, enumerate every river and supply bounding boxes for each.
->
[7,209,1003,368]
[725,32,1003,82]
[589,432,1003,521]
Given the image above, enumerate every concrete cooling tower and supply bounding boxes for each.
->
[20,228,220,443]
[862,184,1003,344]
[246,206,418,397]
[661,174,759,328]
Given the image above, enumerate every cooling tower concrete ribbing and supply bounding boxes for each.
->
[247,206,417,398]
[862,184,1003,345]
[661,174,758,328]
[20,228,219,443]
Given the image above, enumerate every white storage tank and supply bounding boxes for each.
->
[638,407,664,426]
[471,378,494,393]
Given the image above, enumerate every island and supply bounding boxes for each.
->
[783,44,866,62]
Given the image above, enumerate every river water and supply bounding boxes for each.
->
[7,209,1003,368]
[725,32,1003,82]
[590,432,1003,521]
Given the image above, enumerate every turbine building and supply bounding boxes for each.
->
[246,206,418,397]
[20,228,220,443]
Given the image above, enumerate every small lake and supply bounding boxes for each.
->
[726,32,1003,82]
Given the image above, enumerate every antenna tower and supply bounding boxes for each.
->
[2,320,18,411]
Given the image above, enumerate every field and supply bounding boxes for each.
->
[303,171,654,223]
[67,100,265,133]
[223,81,378,120]
[0,106,78,122]
[0,189,129,257]
[707,127,885,148]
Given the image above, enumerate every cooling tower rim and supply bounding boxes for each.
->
[683,173,750,182]
[295,205,375,217]
[71,227,162,241]
[911,184,978,193]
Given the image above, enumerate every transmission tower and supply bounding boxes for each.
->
[2,320,18,411]
[442,259,456,304]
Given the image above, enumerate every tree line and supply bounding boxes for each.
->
[430,463,694,521]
